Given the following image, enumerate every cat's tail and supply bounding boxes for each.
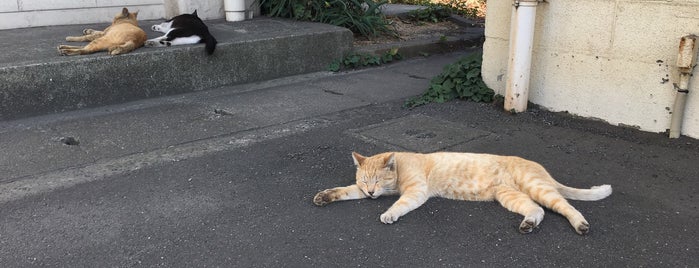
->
[557,184,612,201]
[203,33,217,55]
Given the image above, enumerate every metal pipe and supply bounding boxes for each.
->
[669,35,697,138]
[504,0,540,113]
[224,0,247,21]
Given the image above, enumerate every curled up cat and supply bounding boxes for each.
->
[313,152,612,235]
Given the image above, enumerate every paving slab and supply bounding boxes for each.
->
[350,114,491,152]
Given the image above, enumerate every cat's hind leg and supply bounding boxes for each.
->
[109,40,140,55]
[314,185,367,206]
[145,35,167,47]
[495,185,545,234]
[82,29,103,35]
[59,38,111,55]
[528,185,590,235]
[66,31,105,42]
[57,45,86,55]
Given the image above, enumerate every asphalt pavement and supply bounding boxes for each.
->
[0,48,697,267]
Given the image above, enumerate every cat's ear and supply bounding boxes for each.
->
[192,10,198,16]
[121,8,129,17]
[384,153,396,171]
[352,152,366,167]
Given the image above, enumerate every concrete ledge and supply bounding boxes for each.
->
[356,28,484,59]
[0,18,353,120]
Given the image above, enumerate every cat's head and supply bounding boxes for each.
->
[112,8,139,25]
[352,152,398,199]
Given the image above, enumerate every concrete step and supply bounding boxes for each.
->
[0,18,353,121]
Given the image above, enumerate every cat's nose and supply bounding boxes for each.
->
[368,191,374,196]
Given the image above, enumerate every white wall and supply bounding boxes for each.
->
[0,0,165,29]
[0,0,258,30]
[482,0,699,138]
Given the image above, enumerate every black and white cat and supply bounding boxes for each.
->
[145,10,218,55]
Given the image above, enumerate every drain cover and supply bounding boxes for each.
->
[349,114,490,152]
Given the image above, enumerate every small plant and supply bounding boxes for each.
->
[260,0,395,38]
[407,4,452,23]
[404,52,494,107]
[329,48,403,72]
[390,0,486,19]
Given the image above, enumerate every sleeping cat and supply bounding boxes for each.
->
[313,152,612,235]
[58,8,146,56]
[145,10,218,55]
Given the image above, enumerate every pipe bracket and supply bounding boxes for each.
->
[513,0,544,7]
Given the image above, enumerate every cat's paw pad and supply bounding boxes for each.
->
[380,212,399,224]
[151,25,161,32]
[519,219,537,234]
[313,190,334,206]
[82,29,95,35]
[160,40,172,47]
[575,221,590,235]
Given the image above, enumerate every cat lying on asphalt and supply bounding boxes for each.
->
[145,10,218,55]
[58,8,146,56]
[314,152,612,235]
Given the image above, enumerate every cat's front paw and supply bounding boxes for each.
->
[380,212,399,224]
[313,189,335,206]
[144,40,158,47]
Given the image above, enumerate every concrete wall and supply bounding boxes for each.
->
[482,0,699,138]
[0,0,258,29]
[0,0,165,29]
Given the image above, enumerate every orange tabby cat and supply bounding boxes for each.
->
[313,152,612,235]
[58,8,147,56]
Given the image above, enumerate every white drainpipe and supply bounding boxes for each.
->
[504,0,541,113]
[669,35,698,138]
[224,0,247,21]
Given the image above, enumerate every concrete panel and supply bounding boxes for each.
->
[167,0,225,20]
[0,5,164,29]
[350,115,491,152]
[96,0,163,6]
[481,38,508,96]
[680,74,699,136]
[528,51,677,133]
[611,1,699,63]
[0,0,18,12]
[21,0,96,11]
[482,0,510,40]
[482,0,699,138]
[534,0,616,53]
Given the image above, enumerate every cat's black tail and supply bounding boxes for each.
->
[203,33,217,55]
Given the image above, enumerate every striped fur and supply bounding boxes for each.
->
[58,8,146,56]
[313,152,612,235]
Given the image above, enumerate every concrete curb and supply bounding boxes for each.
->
[0,18,353,121]
[355,28,484,59]
[0,11,484,121]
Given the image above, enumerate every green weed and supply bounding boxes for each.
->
[404,52,494,107]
